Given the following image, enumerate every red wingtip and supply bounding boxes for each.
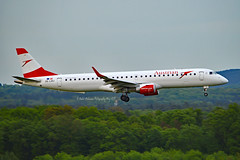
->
[16,48,28,55]
[92,67,104,78]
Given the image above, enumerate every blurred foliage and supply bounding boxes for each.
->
[0,84,240,111]
[0,104,240,160]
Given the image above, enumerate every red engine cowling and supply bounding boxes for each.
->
[137,84,158,96]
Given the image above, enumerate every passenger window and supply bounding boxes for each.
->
[79,78,81,80]
[154,75,156,77]
[92,78,94,80]
[65,79,67,81]
[209,72,213,75]
[158,75,161,77]
[74,78,76,81]
[70,79,72,81]
[126,76,128,78]
[145,75,147,77]
[172,74,174,76]
[135,76,137,78]
[176,74,178,76]
[83,78,85,80]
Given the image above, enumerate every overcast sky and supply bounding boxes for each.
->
[1,0,240,84]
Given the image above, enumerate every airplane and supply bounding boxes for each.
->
[13,48,228,102]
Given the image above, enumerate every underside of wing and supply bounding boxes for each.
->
[92,67,138,92]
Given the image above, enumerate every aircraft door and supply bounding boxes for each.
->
[199,71,204,81]
[57,77,62,87]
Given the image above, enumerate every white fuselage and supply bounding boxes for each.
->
[23,68,228,93]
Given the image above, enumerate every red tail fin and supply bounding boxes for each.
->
[16,48,57,78]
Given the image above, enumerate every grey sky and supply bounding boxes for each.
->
[1,0,240,84]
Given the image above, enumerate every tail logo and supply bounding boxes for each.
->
[22,59,33,67]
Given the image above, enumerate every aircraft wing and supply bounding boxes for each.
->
[92,67,137,92]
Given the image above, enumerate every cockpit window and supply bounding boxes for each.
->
[209,71,216,75]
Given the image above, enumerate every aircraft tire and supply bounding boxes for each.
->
[120,95,130,102]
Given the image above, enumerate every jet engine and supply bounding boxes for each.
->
[136,83,159,96]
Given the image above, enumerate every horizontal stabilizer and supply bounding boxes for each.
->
[12,76,41,83]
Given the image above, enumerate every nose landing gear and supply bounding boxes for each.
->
[203,86,209,97]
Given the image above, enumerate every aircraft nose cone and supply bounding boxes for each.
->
[221,76,228,84]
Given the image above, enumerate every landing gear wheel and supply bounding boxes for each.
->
[203,86,209,97]
[120,95,125,101]
[120,95,130,102]
[125,96,130,102]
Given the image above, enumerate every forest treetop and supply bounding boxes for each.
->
[0,104,240,160]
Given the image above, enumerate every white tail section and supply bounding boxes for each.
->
[16,48,57,78]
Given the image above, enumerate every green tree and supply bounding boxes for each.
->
[33,154,53,160]
[90,151,116,160]
[122,150,142,160]
[101,123,144,152]
[160,128,180,150]
[80,119,109,155]
[156,108,200,129]
[204,103,240,154]
[46,115,84,156]
[43,105,73,120]
[184,150,203,160]
[144,126,163,150]
[178,124,204,152]
[74,107,100,119]
[7,120,35,160]
[206,151,237,160]
[54,152,72,160]
[0,152,19,160]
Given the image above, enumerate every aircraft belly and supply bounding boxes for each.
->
[58,81,104,92]
[157,78,206,88]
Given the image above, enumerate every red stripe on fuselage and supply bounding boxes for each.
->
[23,67,57,78]
[16,48,28,55]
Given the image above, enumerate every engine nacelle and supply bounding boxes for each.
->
[136,83,159,96]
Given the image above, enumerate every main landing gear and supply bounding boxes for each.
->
[203,86,209,97]
[121,94,130,102]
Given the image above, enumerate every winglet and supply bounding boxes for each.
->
[92,67,105,78]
